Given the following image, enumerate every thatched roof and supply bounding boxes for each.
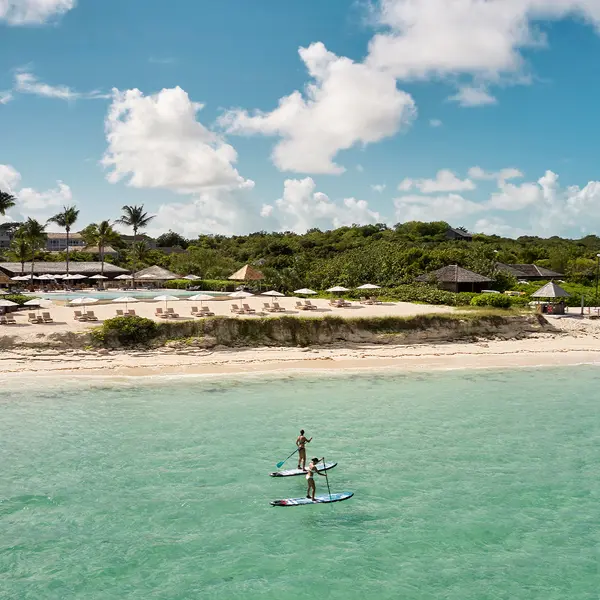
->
[531,282,570,298]
[510,264,563,278]
[228,265,265,281]
[0,272,12,285]
[415,265,492,284]
[133,265,179,280]
[0,262,129,276]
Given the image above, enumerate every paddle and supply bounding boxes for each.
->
[322,456,332,502]
[276,448,299,469]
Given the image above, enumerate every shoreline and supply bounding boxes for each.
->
[2,335,600,380]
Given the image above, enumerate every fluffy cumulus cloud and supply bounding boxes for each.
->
[261,177,381,233]
[468,166,523,183]
[394,192,484,223]
[371,184,386,193]
[220,42,416,174]
[0,0,75,25]
[102,87,253,193]
[398,169,476,193]
[448,86,497,107]
[13,70,109,101]
[0,163,73,221]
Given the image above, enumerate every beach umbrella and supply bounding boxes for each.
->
[153,294,180,309]
[72,274,87,280]
[228,290,253,298]
[184,275,201,280]
[294,288,317,295]
[90,274,108,280]
[188,293,215,306]
[0,299,17,307]
[69,297,98,314]
[112,296,139,311]
[356,284,381,290]
[115,274,133,280]
[262,290,285,297]
[326,286,350,293]
[24,298,53,314]
[11,275,29,281]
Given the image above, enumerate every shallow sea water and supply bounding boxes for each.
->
[1,367,599,599]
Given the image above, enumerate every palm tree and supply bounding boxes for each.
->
[20,218,47,282]
[47,205,79,275]
[116,205,155,284]
[82,220,120,274]
[8,232,30,275]
[130,240,151,265]
[0,190,16,216]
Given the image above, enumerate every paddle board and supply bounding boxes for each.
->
[269,461,337,478]
[271,492,353,506]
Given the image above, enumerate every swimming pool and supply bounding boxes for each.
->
[29,290,227,301]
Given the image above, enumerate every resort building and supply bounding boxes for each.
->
[415,265,492,293]
[445,227,473,242]
[0,262,130,279]
[496,263,563,281]
[46,232,87,252]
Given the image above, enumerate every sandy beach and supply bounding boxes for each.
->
[1,313,600,378]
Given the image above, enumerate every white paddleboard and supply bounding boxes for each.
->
[270,491,354,506]
[269,461,337,477]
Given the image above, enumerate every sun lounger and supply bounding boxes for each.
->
[197,306,215,317]
[0,316,6,325]
[231,303,243,314]
[329,299,341,307]
[85,311,98,321]
[191,306,199,314]
[42,312,54,323]
[263,302,276,312]
[370,296,382,305]
[304,300,318,310]
[296,301,308,310]
[28,312,42,323]
[5,314,17,324]
[166,307,179,318]
[116,309,124,317]
[359,296,373,305]
[271,302,285,312]
[127,309,137,316]
[74,310,88,321]
[155,307,167,318]
[242,303,256,314]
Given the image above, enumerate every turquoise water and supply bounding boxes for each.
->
[1,367,599,599]
[30,290,225,301]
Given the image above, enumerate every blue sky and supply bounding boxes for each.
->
[2,0,600,239]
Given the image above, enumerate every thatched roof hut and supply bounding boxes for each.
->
[228,265,265,281]
[133,265,179,280]
[415,265,492,293]
[531,282,570,298]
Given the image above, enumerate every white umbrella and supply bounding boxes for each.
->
[153,294,180,309]
[115,274,133,280]
[262,290,285,297]
[0,299,18,307]
[188,294,215,303]
[229,291,253,298]
[69,297,98,314]
[24,299,53,307]
[139,274,158,279]
[112,296,139,311]
[62,274,78,280]
[90,274,108,280]
[184,275,201,280]
[326,286,350,293]
[356,283,381,290]
[72,274,87,280]
[11,275,29,281]
[294,288,317,295]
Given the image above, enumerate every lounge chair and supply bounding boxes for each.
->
[242,303,256,314]
[85,311,98,321]
[42,312,54,323]
[271,302,285,312]
[115,309,124,317]
[127,309,137,316]
[5,314,16,324]
[74,310,87,321]
[198,306,215,317]
[370,296,382,305]
[0,316,6,325]
[166,307,179,318]
[191,306,199,314]
[329,299,341,307]
[296,301,308,310]
[359,296,372,305]
[155,307,167,318]
[28,312,42,323]
[304,300,318,310]
[263,302,276,312]
[231,304,243,314]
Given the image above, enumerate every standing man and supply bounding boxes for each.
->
[296,429,312,471]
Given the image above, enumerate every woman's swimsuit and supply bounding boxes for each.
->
[306,465,316,481]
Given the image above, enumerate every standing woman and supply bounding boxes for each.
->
[306,457,327,501]
[296,429,312,471]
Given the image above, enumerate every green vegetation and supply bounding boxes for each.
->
[90,316,158,346]
[3,293,35,306]
[164,278,234,291]
[47,205,79,275]
[470,293,512,309]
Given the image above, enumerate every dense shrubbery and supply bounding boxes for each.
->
[91,316,158,346]
[3,294,34,306]
[164,278,233,291]
[376,284,476,306]
[470,293,512,309]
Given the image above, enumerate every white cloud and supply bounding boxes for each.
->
[398,169,475,193]
[356,164,364,173]
[468,166,523,183]
[429,118,442,127]
[448,86,497,107]
[102,87,253,193]
[371,184,386,193]
[0,163,73,221]
[488,180,541,210]
[394,192,484,223]
[220,42,416,174]
[14,70,109,101]
[0,0,75,25]
[474,217,529,238]
[263,177,381,233]
[0,91,12,104]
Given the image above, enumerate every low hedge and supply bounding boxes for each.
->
[90,316,158,346]
[470,293,512,309]
[380,284,477,306]
[164,279,233,291]
[3,294,35,306]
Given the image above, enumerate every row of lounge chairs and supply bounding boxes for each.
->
[359,296,382,305]
[74,311,98,321]
[191,306,215,317]
[156,307,179,319]
[296,300,318,311]
[231,303,256,315]
[329,299,352,308]
[0,312,55,325]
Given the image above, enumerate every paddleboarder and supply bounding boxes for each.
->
[306,457,327,501]
[296,429,312,471]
